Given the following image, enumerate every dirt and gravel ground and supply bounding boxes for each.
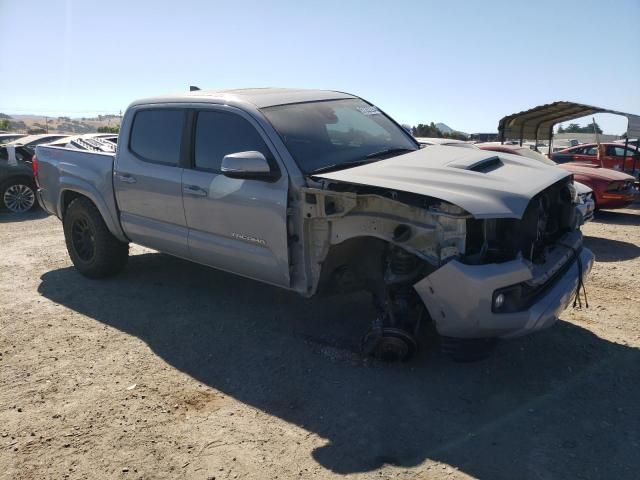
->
[1,206,639,480]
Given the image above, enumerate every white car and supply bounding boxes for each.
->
[414,137,477,148]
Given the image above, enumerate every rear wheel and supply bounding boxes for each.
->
[0,179,37,213]
[63,197,129,278]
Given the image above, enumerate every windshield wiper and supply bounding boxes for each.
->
[365,147,415,159]
[309,160,375,175]
[309,148,416,175]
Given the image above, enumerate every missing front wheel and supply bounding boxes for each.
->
[362,326,418,362]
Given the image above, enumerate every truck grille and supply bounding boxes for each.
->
[517,178,575,263]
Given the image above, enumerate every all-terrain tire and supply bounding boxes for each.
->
[63,197,129,278]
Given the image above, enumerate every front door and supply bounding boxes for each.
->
[572,145,598,164]
[114,108,189,258]
[181,108,290,287]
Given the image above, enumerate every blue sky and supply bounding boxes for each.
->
[1,0,639,134]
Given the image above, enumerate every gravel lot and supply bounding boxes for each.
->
[1,206,639,480]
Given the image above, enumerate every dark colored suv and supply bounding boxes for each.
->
[0,134,68,213]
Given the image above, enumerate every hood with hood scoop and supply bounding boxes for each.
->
[314,145,571,219]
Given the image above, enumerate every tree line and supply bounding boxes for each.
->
[557,121,603,134]
[411,122,468,140]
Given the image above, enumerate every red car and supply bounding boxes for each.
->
[551,142,640,171]
[559,162,637,209]
[478,144,638,210]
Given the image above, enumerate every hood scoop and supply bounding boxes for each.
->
[451,155,503,173]
[315,145,570,219]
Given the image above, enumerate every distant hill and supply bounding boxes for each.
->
[0,114,120,134]
[436,122,468,136]
[435,122,453,134]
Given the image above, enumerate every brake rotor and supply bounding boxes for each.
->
[363,327,417,362]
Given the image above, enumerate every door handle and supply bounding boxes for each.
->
[116,173,136,184]
[183,185,207,197]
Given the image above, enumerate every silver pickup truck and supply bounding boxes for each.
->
[35,88,594,361]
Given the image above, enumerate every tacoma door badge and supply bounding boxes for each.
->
[231,232,267,246]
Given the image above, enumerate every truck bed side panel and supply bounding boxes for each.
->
[35,146,128,242]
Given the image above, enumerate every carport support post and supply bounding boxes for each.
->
[623,137,629,173]
[548,125,554,157]
[519,124,524,147]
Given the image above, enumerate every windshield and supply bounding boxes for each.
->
[261,99,418,174]
[517,147,557,166]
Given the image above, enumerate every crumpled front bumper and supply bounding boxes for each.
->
[576,199,595,225]
[414,246,594,339]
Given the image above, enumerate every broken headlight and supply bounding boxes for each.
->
[566,182,578,204]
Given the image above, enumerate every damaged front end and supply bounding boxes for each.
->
[297,174,593,361]
[298,183,469,359]
[415,177,593,342]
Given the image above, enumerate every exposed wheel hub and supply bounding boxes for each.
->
[363,326,417,362]
[3,184,35,213]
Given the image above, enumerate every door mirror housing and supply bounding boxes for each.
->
[221,151,277,180]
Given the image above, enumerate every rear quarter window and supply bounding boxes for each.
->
[130,109,185,165]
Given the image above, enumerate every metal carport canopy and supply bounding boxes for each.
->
[498,101,640,141]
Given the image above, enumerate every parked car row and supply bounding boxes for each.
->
[551,142,640,172]
[0,134,71,213]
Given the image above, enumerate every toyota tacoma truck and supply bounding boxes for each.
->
[34,88,594,361]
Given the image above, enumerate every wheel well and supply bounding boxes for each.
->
[315,237,388,297]
[1,175,35,188]
[61,190,89,217]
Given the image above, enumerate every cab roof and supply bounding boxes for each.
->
[130,88,357,109]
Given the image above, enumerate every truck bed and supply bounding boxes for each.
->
[35,145,125,241]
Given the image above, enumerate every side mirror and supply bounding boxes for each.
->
[221,151,277,180]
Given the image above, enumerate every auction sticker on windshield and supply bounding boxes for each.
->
[357,106,381,115]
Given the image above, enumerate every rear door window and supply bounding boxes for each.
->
[130,109,185,165]
[609,146,639,157]
[193,111,272,172]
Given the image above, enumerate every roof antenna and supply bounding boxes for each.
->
[189,85,201,92]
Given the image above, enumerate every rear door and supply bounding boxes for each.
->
[181,108,290,287]
[114,108,189,258]
[606,145,640,171]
